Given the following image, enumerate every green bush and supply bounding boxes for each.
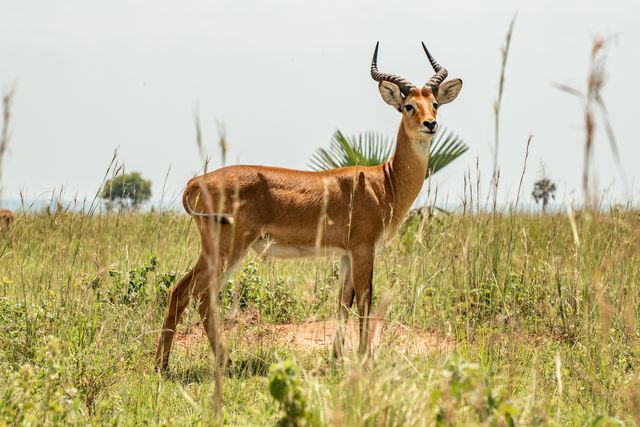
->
[0,337,83,425]
[90,255,177,308]
[268,360,318,427]
[222,262,302,323]
[0,297,53,369]
[433,357,519,426]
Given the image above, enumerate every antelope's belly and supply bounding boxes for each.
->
[251,237,347,259]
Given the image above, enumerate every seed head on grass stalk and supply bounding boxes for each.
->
[0,86,16,195]
[193,108,211,174]
[553,35,626,209]
[491,14,516,209]
[217,121,228,167]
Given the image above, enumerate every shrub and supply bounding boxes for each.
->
[268,360,318,427]
[222,262,302,323]
[90,255,177,308]
[0,336,83,425]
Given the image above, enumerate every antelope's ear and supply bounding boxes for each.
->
[378,81,404,111]
[435,79,463,105]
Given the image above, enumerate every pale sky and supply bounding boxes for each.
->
[1,0,639,209]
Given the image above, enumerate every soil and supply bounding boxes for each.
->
[174,315,453,355]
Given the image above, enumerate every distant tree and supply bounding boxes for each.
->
[101,172,152,210]
[532,164,556,212]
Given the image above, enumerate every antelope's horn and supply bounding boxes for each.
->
[421,42,448,90]
[370,42,416,96]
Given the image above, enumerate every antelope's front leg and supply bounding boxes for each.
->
[333,255,354,360]
[350,246,375,357]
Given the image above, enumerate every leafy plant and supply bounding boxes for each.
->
[222,261,262,311]
[0,337,84,425]
[0,297,54,369]
[154,271,177,307]
[92,255,176,307]
[268,360,318,427]
[107,256,157,305]
[309,127,468,179]
[222,262,301,323]
[433,357,519,426]
[262,278,300,324]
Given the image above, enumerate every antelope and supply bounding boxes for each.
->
[0,209,14,230]
[156,42,462,371]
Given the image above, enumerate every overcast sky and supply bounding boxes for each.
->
[1,0,638,209]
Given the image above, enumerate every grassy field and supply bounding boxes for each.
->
[1,207,639,425]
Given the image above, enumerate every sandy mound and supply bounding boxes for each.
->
[175,317,453,355]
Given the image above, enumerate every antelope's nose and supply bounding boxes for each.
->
[423,121,437,131]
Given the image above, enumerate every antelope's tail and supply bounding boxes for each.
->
[183,190,234,224]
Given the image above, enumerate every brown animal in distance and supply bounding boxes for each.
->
[0,209,14,230]
[156,42,463,371]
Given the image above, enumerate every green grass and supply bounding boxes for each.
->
[1,208,639,425]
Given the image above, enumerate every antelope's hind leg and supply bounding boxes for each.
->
[155,219,254,372]
[195,223,256,359]
[155,256,212,372]
[196,253,250,355]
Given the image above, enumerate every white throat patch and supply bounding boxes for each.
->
[413,137,432,159]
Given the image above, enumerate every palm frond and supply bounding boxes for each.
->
[309,131,392,170]
[426,127,469,178]
[310,127,468,180]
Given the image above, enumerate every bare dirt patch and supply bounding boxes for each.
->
[271,319,454,354]
[175,317,453,355]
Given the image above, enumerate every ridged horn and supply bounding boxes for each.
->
[421,42,448,90]
[370,42,416,96]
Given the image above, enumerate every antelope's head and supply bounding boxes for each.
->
[371,42,462,144]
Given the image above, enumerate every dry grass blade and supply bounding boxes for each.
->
[0,86,16,191]
[595,93,627,190]
[88,149,121,215]
[514,135,533,208]
[217,121,228,167]
[555,352,563,423]
[554,35,626,207]
[492,14,516,197]
[551,83,583,98]
[194,108,210,173]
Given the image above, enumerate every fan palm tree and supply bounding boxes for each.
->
[309,127,468,180]
[532,178,556,213]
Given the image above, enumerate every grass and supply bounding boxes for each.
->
[1,206,639,425]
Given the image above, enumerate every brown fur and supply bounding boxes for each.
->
[156,83,459,371]
[0,209,14,230]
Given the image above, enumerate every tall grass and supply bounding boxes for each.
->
[0,206,638,424]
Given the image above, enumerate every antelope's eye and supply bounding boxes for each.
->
[433,103,440,110]
[404,104,414,112]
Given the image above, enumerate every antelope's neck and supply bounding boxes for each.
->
[383,126,430,223]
